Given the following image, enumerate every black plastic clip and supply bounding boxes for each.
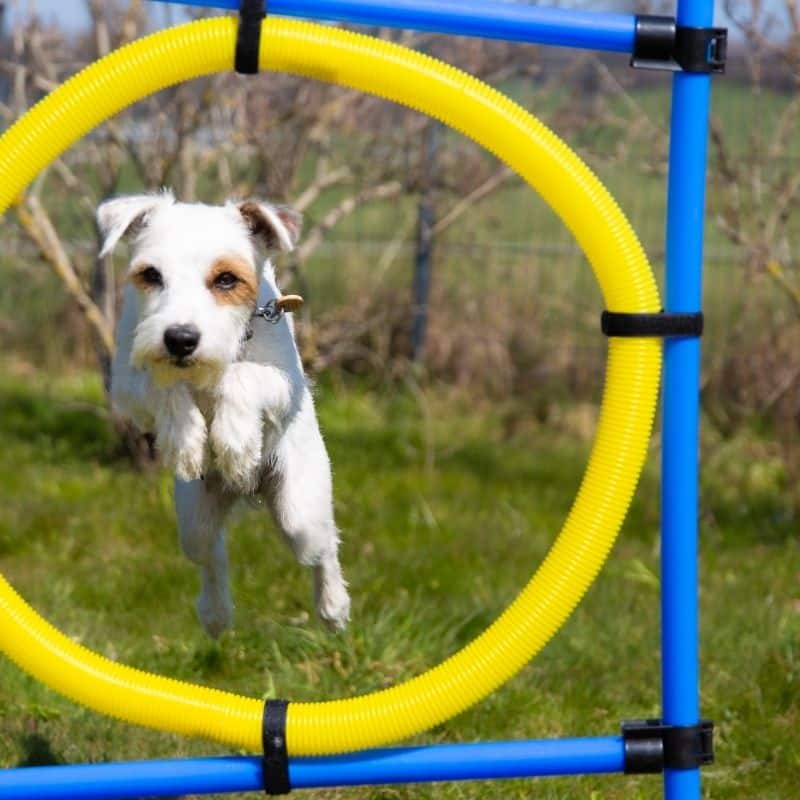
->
[236,0,266,75]
[675,26,728,73]
[601,311,703,339]
[631,15,727,74]
[262,699,291,795]
[622,719,714,774]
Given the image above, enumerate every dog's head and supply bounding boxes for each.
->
[98,191,301,387]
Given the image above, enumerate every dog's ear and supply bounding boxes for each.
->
[96,193,174,258]
[236,201,302,253]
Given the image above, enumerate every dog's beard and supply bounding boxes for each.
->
[146,357,224,389]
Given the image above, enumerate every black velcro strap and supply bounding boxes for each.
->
[602,311,703,338]
[262,699,291,795]
[235,0,266,75]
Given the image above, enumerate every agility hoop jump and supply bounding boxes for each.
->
[0,1,719,798]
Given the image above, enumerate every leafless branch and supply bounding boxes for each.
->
[296,181,405,263]
[15,191,114,354]
[433,166,515,236]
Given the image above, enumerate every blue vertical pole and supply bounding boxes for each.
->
[662,0,714,798]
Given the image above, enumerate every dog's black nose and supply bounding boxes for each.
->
[163,324,201,358]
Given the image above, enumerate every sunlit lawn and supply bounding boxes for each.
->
[0,365,797,799]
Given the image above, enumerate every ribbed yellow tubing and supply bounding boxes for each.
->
[0,18,661,756]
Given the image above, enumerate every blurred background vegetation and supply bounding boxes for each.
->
[0,0,798,501]
[0,1,798,798]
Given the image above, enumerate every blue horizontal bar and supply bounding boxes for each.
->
[0,737,624,799]
[149,0,636,52]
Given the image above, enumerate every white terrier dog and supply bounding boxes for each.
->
[100,191,350,637]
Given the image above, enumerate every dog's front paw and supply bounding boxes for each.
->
[155,393,207,481]
[210,405,263,493]
[159,428,207,482]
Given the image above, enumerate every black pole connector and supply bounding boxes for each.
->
[631,15,676,71]
[631,15,727,73]
[601,311,704,339]
[674,26,728,73]
[236,0,267,74]
[622,719,714,774]
[262,699,291,795]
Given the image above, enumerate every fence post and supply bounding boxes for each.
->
[411,121,439,363]
[0,3,7,106]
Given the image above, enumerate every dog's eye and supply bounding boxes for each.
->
[139,267,163,288]
[214,272,239,291]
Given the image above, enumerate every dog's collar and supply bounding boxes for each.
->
[244,294,304,341]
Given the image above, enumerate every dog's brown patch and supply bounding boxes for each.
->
[206,257,258,307]
[129,263,163,292]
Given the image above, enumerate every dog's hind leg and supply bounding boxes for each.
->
[310,546,351,632]
[265,427,351,632]
[278,511,350,633]
[174,475,237,638]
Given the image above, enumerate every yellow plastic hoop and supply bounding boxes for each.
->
[0,18,661,756]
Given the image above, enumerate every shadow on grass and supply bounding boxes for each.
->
[15,733,176,799]
[15,733,62,768]
[0,385,119,465]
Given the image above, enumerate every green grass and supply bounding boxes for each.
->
[0,366,797,798]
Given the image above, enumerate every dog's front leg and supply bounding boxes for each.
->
[153,383,208,482]
[210,363,293,493]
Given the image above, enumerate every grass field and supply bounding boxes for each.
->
[0,364,797,799]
